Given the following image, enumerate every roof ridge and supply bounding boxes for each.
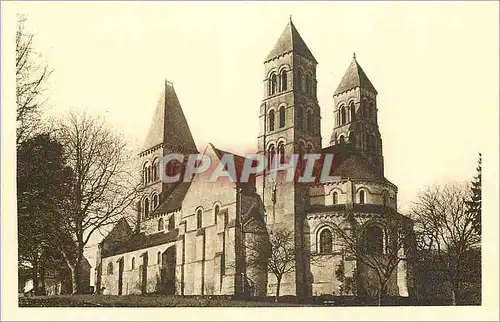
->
[334,56,377,96]
[265,20,317,63]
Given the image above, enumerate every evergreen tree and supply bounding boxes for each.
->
[466,153,481,236]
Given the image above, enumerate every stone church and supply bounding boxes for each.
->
[95,19,414,299]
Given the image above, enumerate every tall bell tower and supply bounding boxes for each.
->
[256,18,321,298]
[329,54,384,175]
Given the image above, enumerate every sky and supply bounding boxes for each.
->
[12,1,498,213]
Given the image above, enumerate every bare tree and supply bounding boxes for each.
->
[55,110,140,294]
[410,183,480,305]
[328,214,413,306]
[16,14,52,146]
[244,226,294,302]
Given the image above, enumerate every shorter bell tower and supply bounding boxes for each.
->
[329,54,384,175]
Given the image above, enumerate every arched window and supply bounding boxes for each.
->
[359,190,366,204]
[306,110,312,133]
[298,142,306,174]
[339,135,345,144]
[131,257,135,270]
[157,251,161,265]
[224,210,229,229]
[152,159,158,181]
[340,106,346,125]
[143,164,149,184]
[277,142,285,165]
[279,106,285,128]
[107,262,113,275]
[280,69,288,91]
[305,74,311,94]
[333,191,338,205]
[367,135,373,150]
[349,132,356,146]
[296,106,303,130]
[268,110,275,132]
[214,204,220,224]
[349,102,356,121]
[268,145,276,169]
[144,198,150,217]
[296,69,304,91]
[196,209,202,229]
[382,192,388,206]
[319,229,333,253]
[269,73,277,96]
[168,215,175,230]
[364,225,385,254]
[152,194,159,209]
[158,218,164,231]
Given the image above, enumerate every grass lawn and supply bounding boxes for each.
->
[18,294,305,307]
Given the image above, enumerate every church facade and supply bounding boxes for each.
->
[95,20,414,299]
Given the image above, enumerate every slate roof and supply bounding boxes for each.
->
[152,182,192,216]
[209,143,256,189]
[265,19,317,63]
[320,144,391,185]
[99,217,132,246]
[102,229,179,258]
[334,55,377,96]
[141,81,198,154]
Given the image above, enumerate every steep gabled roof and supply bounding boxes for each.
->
[265,19,317,63]
[209,143,256,189]
[152,182,192,216]
[141,81,198,154]
[334,55,377,96]
[100,217,133,247]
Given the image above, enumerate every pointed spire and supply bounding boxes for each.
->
[265,19,317,64]
[140,81,198,154]
[334,55,377,96]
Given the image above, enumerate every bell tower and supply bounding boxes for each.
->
[256,18,321,298]
[329,54,384,175]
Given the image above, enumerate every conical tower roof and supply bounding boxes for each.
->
[141,81,198,154]
[265,18,317,64]
[334,54,377,96]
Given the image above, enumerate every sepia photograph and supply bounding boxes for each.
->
[1,1,499,321]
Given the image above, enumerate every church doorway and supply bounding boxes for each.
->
[117,258,124,295]
[161,246,176,295]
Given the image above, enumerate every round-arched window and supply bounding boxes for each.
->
[319,229,333,253]
[359,190,366,204]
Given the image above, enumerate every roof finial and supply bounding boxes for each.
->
[289,15,292,22]
[353,52,356,60]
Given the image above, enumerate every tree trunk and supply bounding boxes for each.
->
[40,263,46,295]
[378,281,388,306]
[275,276,282,303]
[451,279,459,306]
[69,263,81,295]
[32,260,39,295]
